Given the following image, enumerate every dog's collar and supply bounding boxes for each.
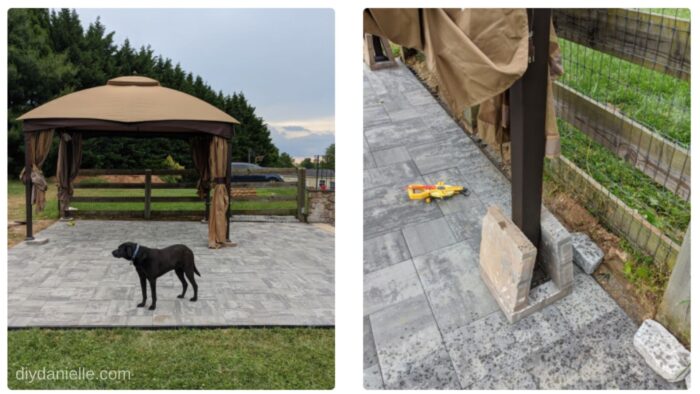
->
[130,244,140,261]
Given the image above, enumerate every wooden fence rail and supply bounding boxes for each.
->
[553,9,690,81]
[70,168,306,221]
[553,81,691,200]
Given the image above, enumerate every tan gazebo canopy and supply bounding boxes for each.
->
[19,76,240,249]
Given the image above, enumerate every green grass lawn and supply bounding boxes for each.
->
[556,120,690,243]
[8,328,334,389]
[558,38,690,146]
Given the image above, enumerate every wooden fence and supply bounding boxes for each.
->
[69,167,306,221]
[548,9,689,268]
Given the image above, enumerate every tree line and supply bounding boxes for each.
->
[7,8,297,177]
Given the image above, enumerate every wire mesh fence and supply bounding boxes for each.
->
[305,155,335,191]
[549,8,690,268]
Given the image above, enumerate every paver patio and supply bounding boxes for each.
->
[8,220,334,327]
[363,63,680,389]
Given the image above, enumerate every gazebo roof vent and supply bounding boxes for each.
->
[107,76,161,87]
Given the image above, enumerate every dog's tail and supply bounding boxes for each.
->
[194,265,201,277]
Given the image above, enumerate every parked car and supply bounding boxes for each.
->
[230,162,283,182]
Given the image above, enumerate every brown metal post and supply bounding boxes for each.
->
[225,136,232,241]
[24,133,34,240]
[509,9,551,253]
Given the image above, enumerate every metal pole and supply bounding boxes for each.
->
[509,9,551,255]
[225,135,233,242]
[24,133,34,240]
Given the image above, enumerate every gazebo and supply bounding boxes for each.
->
[17,76,240,249]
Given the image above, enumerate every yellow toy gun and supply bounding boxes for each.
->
[406,181,469,203]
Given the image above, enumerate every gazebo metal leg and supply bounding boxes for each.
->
[225,139,232,242]
[24,133,34,241]
[509,9,551,262]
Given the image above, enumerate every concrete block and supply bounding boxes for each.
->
[540,208,573,289]
[571,232,604,274]
[479,205,537,317]
[633,319,690,382]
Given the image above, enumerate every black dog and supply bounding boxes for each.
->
[112,242,200,310]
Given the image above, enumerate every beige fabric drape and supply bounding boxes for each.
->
[364,8,563,158]
[56,132,83,215]
[190,136,212,199]
[19,130,54,212]
[208,136,230,248]
[476,21,564,158]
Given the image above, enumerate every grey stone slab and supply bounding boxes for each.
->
[364,104,390,129]
[571,232,604,275]
[422,166,487,216]
[634,319,690,382]
[371,145,411,167]
[364,364,385,389]
[8,220,334,327]
[365,117,445,152]
[553,272,621,332]
[363,137,376,169]
[364,316,379,370]
[407,132,479,175]
[371,295,461,389]
[401,217,457,258]
[364,183,442,239]
[364,231,411,274]
[364,260,423,316]
[413,242,499,333]
[363,160,421,190]
[444,305,572,388]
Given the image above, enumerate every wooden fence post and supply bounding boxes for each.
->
[297,168,306,222]
[144,169,152,220]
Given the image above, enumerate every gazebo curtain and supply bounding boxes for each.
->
[56,131,83,216]
[364,8,563,158]
[208,136,230,248]
[190,136,212,199]
[20,130,54,212]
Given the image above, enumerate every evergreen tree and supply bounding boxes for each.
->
[7,8,292,176]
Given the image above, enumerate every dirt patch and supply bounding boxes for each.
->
[543,183,659,324]
[7,219,56,248]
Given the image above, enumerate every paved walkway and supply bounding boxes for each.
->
[8,220,334,327]
[363,63,679,389]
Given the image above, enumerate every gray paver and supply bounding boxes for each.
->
[363,62,674,389]
[8,220,334,327]
[413,242,499,333]
[364,260,423,316]
[401,217,457,257]
[364,231,411,274]
[370,295,461,389]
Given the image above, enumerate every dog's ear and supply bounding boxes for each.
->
[123,243,133,258]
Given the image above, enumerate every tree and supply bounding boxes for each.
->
[7,8,295,176]
[276,152,295,168]
[322,143,335,169]
[300,158,315,169]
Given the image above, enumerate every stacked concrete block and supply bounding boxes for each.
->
[479,206,537,319]
[480,206,575,323]
[540,209,574,291]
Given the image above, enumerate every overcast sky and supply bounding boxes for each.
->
[74,8,335,158]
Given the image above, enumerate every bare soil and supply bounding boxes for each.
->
[75,175,166,184]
